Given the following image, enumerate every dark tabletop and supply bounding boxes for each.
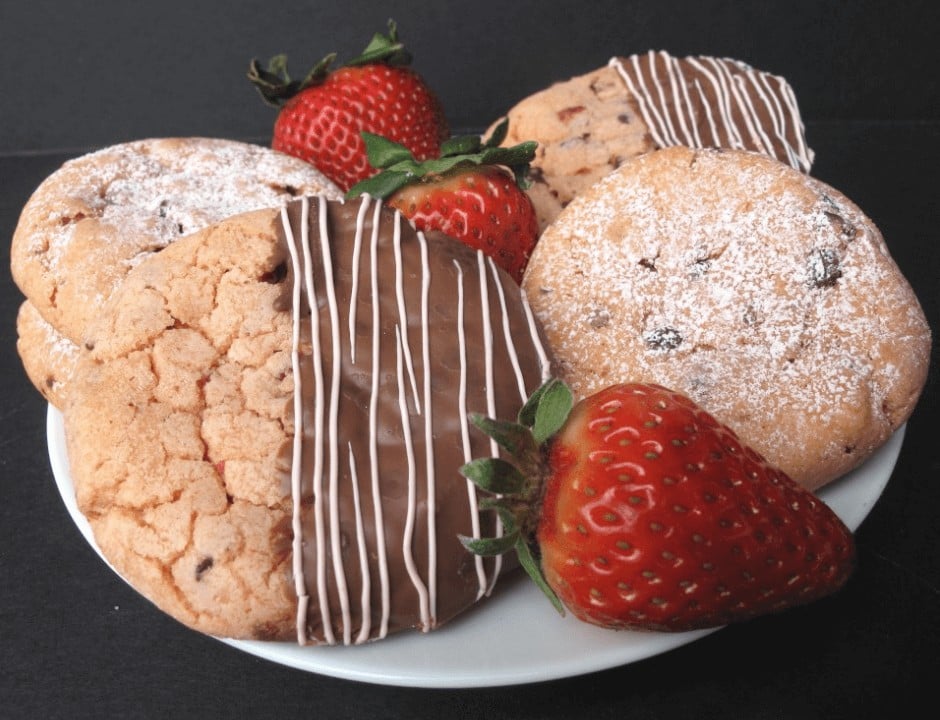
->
[2,2,938,718]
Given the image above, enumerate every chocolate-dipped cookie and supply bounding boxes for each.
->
[498,50,813,230]
[64,195,553,643]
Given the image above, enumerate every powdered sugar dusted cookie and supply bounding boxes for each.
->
[11,137,342,365]
[499,51,813,230]
[522,147,929,490]
[15,301,78,406]
[64,196,553,643]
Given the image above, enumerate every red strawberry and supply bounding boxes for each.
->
[347,121,540,283]
[248,20,448,191]
[461,381,856,632]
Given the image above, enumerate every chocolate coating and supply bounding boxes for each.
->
[282,197,553,644]
[65,194,553,645]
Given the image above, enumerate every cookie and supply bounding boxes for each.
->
[64,195,553,643]
[15,301,78,407]
[498,51,813,230]
[522,146,930,490]
[10,137,342,354]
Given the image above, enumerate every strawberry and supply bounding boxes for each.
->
[248,20,448,191]
[461,380,856,632]
[347,120,540,283]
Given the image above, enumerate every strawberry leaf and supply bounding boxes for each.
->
[459,531,520,557]
[346,171,414,200]
[440,134,483,158]
[346,19,413,68]
[460,457,527,495]
[518,379,554,427]
[247,53,337,106]
[531,380,574,445]
[478,499,522,535]
[346,120,539,200]
[361,132,416,169]
[515,538,565,615]
[483,118,509,149]
[468,414,539,464]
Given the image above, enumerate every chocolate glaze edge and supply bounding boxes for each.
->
[281,195,554,645]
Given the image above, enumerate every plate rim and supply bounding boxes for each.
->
[46,405,904,688]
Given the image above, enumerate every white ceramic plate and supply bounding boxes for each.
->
[47,406,904,688]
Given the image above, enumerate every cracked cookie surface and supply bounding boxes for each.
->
[64,198,554,642]
[11,137,341,407]
[522,146,930,490]
[64,207,299,639]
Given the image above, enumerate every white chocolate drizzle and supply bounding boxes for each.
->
[284,206,310,643]
[393,213,422,414]
[609,51,814,173]
[418,231,438,625]
[395,323,432,629]
[283,196,551,644]
[300,198,334,646]
[477,251,504,591]
[366,198,391,640]
[454,259,490,598]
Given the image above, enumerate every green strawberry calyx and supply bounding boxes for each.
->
[248,19,412,107]
[346,119,537,200]
[457,378,574,615]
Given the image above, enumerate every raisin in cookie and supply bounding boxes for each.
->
[498,51,813,231]
[522,146,929,490]
[64,196,553,643]
[11,137,342,406]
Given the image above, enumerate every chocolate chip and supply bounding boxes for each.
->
[644,327,683,350]
[808,248,842,287]
[639,257,657,272]
[260,261,288,284]
[269,183,301,197]
[195,557,214,580]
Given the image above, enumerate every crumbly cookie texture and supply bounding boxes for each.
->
[522,146,930,491]
[10,137,342,350]
[65,197,553,643]
[16,301,79,407]
[65,208,298,640]
[498,63,653,231]
[499,51,813,230]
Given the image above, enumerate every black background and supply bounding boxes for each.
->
[2,0,938,150]
[1,2,938,719]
